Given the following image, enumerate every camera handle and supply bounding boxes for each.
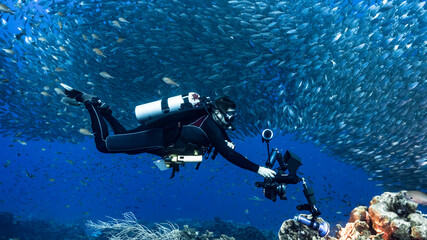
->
[264,149,321,218]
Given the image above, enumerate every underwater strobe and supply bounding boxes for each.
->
[255,129,330,237]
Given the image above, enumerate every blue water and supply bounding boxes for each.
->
[1,0,426,235]
[0,132,386,230]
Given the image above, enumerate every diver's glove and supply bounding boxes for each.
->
[257,166,276,179]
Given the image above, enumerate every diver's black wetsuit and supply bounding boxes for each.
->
[84,102,260,173]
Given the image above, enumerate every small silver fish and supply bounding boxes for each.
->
[2,49,14,55]
[162,77,180,87]
[61,97,81,106]
[112,20,121,28]
[118,17,129,23]
[0,4,14,14]
[100,71,114,79]
[79,128,93,136]
[54,88,65,95]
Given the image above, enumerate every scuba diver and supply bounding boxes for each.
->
[61,84,330,237]
[60,83,276,179]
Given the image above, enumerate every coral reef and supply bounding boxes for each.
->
[0,212,89,240]
[87,212,181,240]
[1,191,424,240]
[278,214,335,240]
[190,217,276,240]
[0,211,275,240]
[180,225,235,240]
[88,213,275,240]
[278,191,427,240]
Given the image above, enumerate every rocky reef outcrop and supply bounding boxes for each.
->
[0,212,89,240]
[278,214,335,240]
[278,191,427,240]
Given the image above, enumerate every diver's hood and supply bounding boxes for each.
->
[211,108,235,130]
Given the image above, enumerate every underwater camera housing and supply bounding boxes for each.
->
[255,129,330,237]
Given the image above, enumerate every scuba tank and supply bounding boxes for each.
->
[135,92,201,123]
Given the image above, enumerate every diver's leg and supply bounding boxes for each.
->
[85,102,161,153]
[84,101,110,153]
[99,105,128,134]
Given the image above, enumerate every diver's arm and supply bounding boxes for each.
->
[202,118,260,173]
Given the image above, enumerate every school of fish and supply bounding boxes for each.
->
[0,0,426,191]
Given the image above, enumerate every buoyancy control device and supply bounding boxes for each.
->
[135,93,220,178]
[135,92,201,123]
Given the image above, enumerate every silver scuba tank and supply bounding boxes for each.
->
[135,92,201,122]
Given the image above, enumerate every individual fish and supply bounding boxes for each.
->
[92,48,106,57]
[162,77,180,87]
[99,72,114,79]
[2,49,14,55]
[54,88,65,95]
[61,97,81,106]
[79,128,93,136]
[404,191,427,205]
[14,2,22,9]
[248,196,266,201]
[0,4,14,14]
[332,32,342,42]
[38,37,48,42]
[118,17,129,23]
[112,20,121,28]
[92,33,100,40]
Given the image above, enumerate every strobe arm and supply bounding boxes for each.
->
[296,179,329,237]
[266,149,278,169]
[297,178,321,218]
